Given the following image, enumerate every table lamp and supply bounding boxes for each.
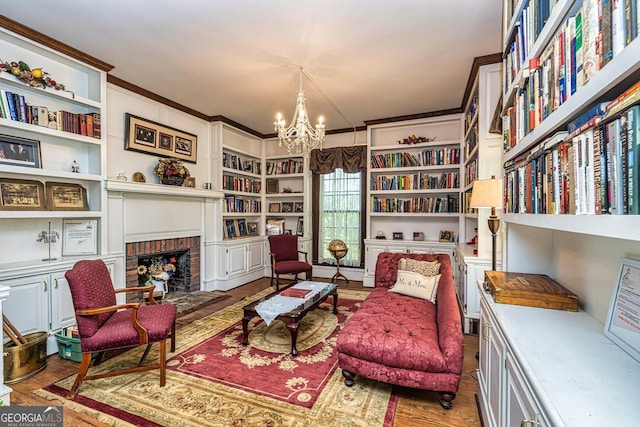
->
[469,176,503,271]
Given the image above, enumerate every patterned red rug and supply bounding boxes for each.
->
[35,288,398,427]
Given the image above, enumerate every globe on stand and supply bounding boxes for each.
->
[328,239,349,284]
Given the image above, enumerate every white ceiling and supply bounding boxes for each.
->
[1,1,503,136]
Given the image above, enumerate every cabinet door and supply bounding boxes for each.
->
[50,271,76,332]
[505,354,545,427]
[365,244,387,275]
[4,274,49,335]
[226,245,247,277]
[247,242,264,271]
[479,296,505,427]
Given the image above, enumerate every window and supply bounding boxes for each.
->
[317,168,362,267]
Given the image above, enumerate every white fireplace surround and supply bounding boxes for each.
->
[106,180,224,291]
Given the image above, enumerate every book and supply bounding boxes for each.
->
[604,81,640,119]
[612,0,626,56]
[4,91,17,121]
[17,95,27,123]
[37,106,49,127]
[582,0,601,84]
[92,112,101,139]
[280,288,312,298]
[566,102,609,132]
[607,118,624,214]
[627,105,640,214]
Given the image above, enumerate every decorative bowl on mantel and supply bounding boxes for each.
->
[154,157,189,186]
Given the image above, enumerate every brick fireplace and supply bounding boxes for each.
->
[126,236,200,300]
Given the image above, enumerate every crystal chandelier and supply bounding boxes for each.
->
[274,67,326,157]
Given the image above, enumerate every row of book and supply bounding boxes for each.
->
[464,123,478,159]
[60,325,79,339]
[222,175,262,194]
[0,89,101,138]
[370,147,460,169]
[222,152,262,175]
[504,102,640,215]
[464,158,479,187]
[370,195,459,214]
[223,196,261,213]
[504,0,639,150]
[464,95,478,133]
[266,159,303,175]
[370,172,460,191]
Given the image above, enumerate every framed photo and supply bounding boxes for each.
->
[296,216,304,236]
[224,219,238,239]
[62,219,98,256]
[266,218,284,235]
[45,182,88,211]
[284,229,292,235]
[294,202,304,213]
[0,178,46,210]
[439,230,454,242]
[124,113,197,163]
[281,202,293,213]
[604,258,640,363]
[413,232,425,241]
[392,232,404,240]
[266,179,279,194]
[247,222,259,236]
[269,202,281,213]
[237,218,248,236]
[185,177,196,188]
[0,134,42,169]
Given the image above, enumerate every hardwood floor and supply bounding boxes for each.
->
[7,277,481,426]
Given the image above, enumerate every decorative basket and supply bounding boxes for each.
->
[162,175,185,186]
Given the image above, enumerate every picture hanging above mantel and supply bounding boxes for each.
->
[124,113,197,163]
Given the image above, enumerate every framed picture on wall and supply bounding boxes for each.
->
[124,113,197,163]
[439,230,454,242]
[296,216,304,236]
[62,219,98,256]
[269,202,281,213]
[266,218,284,235]
[247,222,259,236]
[0,134,42,169]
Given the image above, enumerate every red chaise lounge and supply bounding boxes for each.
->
[336,252,464,409]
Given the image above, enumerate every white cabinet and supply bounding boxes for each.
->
[362,239,455,287]
[212,237,265,291]
[478,282,639,426]
[367,115,463,246]
[1,258,116,355]
[454,245,501,334]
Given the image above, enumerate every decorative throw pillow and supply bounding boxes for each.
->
[398,258,441,277]
[389,270,441,303]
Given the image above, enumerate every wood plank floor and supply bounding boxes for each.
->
[7,277,481,426]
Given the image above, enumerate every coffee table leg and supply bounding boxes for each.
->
[286,323,299,357]
[242,315,251,346]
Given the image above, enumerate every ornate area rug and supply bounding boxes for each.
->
[35,288,398,427]
[164,290,231,316]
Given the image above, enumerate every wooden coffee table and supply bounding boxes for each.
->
[242,282,338,357]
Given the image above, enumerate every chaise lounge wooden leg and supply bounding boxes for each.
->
[66,353,93,399]
[439,391,456,409]
[342,369,356,386]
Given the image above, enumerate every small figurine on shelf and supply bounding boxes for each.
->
[375,230,386,240]
[71,160,80,173]
[397,135,436,145]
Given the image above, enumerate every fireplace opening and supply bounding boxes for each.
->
[126,236,200,302]
[136,251,191,292]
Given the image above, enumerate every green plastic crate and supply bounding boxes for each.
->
[55,331,83,362]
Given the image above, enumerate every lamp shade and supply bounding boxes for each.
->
[470,178,503,208]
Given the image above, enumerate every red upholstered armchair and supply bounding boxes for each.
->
[64,259,176,399]
[268,234,312,290]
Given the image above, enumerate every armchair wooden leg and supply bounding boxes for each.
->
[170,320,176,353]
[66,353,93,399]
[139,344,152,365]
[160,341,166,387]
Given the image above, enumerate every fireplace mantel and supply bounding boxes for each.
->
[106,180,224,200]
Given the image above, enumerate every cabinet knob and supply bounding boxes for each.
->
[521,420,537,427]
[43,280,47,292]
[54,278,59,289]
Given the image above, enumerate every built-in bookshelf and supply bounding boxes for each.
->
[264,150,306,236]
[366,115,463,244]
[477,1,640,426]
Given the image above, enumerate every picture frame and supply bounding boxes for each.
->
[0,178,46,210]
[284,229,292,235]
[124,113,197,163]
[392,232,404,240]
[413,232,425,241]
[266,218,284,235]
[281,202,293,213]
[266,179,279,194]
[185,177,196,188]
[604,257,640,363]
[296,216,304,236]
[237,218,248,236]
[62,219,98,256]
[269,202,281,213]
[294,202,304,213]
[224,219,238,239]
[45,182,89,211]
[0,134,42,169]
[247,222,259,236]
[439,230,454,242]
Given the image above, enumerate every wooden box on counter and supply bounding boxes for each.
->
[483,271,579,311]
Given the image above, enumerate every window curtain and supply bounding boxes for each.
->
[310,146,367,268]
